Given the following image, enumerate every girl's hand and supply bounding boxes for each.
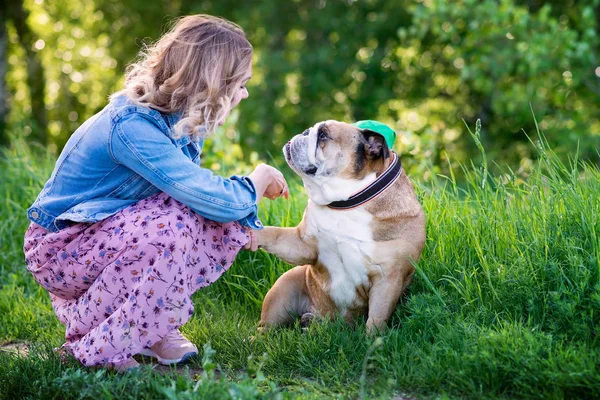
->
[243,230,259,251]
[248,164,289,201]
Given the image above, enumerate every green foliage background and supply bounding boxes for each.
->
[4,0,600,179]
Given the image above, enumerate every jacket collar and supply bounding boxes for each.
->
[166,111,182,129]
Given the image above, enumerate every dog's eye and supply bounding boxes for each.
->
[318,131,328,141]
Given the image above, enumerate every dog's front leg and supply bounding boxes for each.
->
[255,219,318,266]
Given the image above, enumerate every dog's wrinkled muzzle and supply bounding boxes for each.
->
[282,126,320,176]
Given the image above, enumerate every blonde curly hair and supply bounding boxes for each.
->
[112,14,253,139]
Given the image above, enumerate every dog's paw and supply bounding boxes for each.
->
[300,312,316,328]
[247,326,268,343]
[365,317,388,335]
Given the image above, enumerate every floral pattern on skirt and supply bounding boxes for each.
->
[24,192,249,368]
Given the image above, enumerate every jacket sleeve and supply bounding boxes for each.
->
[109,113,263,229]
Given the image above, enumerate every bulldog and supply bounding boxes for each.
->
[255,120,426,334]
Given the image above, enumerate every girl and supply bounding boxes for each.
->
[23,14,288,371]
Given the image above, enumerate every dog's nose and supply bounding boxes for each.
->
[302,129,309,136]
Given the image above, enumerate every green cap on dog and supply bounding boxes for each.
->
[352,120,396,148]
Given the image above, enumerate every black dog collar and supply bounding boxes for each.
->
[327,152,402,210]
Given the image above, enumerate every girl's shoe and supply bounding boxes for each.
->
[110,357,140,373]
[139,329,198,365]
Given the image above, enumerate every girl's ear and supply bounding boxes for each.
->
[362,129,390,160]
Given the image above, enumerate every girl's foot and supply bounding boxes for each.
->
[110,357,140,373]
[138,330,198,365]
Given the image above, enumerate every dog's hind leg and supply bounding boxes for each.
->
[258,265,312,332]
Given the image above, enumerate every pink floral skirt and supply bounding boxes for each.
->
[24,192,249,368]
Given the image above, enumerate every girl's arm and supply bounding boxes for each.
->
[110,113,263,228]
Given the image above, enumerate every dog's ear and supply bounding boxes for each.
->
[361,129,390,160]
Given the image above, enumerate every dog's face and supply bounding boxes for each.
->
[283,120,390,205]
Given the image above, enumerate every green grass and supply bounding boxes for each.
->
[1,126,599,399]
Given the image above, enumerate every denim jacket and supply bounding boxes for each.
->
[27,95,263,232]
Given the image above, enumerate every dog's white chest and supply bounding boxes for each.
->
[305,202,375,310]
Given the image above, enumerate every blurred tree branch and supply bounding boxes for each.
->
[5,0,47,144]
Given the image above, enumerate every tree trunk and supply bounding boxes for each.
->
[0,4,8,145]
[7,0,47,144]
